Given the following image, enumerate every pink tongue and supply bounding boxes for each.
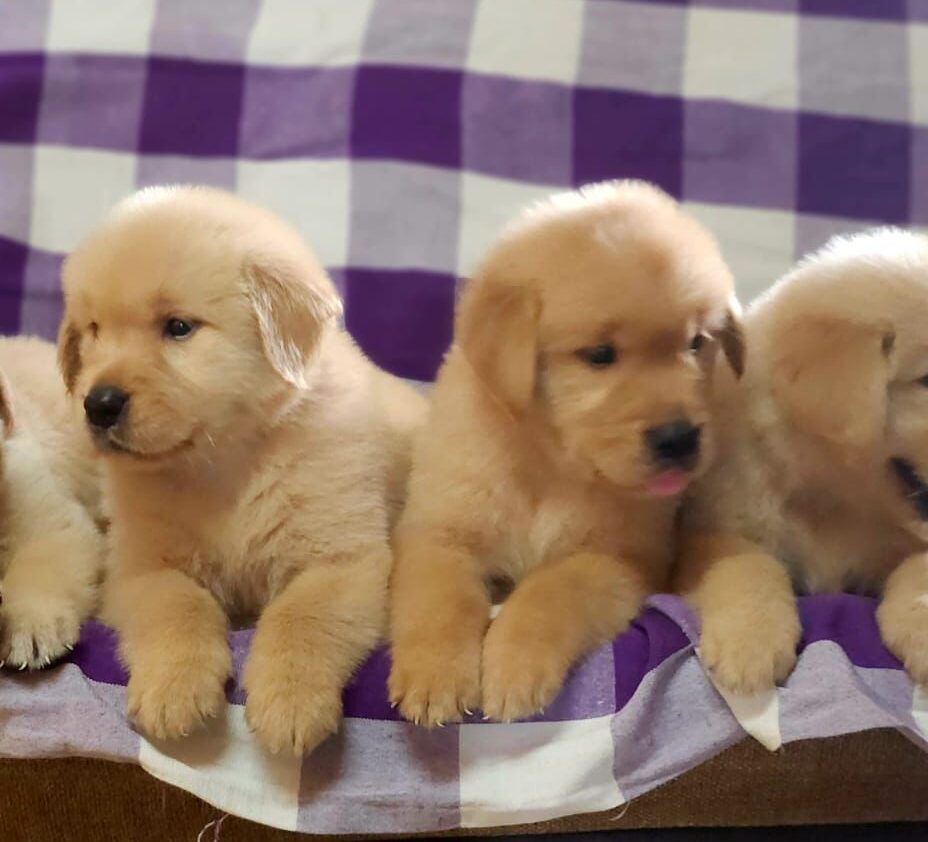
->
[646,470,691,498]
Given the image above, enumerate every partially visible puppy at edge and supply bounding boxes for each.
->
[677,228,928,694]
[389,180,744,725]
[0,337,103,669]
[59,186,427,754]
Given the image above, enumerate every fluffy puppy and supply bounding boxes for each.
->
[677,228,928,693]
[389,181,743,725]
[59,186,427,753]
[0,337,103,668]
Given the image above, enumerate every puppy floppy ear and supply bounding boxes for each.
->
[770,317,890,452]
[456,275,539,411]
[57,319,82,395]
[244,256,343,389]
[714,306,745,378]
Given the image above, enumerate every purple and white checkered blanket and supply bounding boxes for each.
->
[1,596,925,833]
[2,0,928,834]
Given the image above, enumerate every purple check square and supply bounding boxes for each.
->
[462,74,571,185]
[798,113,910,224]
[39,55,145,151]
[573,87,683,195]
[344,268,455,382]
[241,67,354,159]
[799,0,905,19]
[0,54,44,143]
[140,58,244,157]
[0,237,28,335]
[913,128,928,225]
[352,65,462,168]
[684,100,797,210]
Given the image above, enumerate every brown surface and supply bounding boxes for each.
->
[0,730,925,841]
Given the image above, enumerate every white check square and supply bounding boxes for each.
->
[684,9,798,109]
[684,202,795,304]
[236,158,350,269]
[247,0,375,66]
[30,146,136,253]
[459,715,621,828]
[47,0,156,55]
[458,172,560,277]
[468,0,584,83]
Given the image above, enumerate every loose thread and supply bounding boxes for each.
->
[197,813,229,842]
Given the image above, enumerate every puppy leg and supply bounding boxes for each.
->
[106,567,231,741]
[243,546,389,755]
[388,535,488,726]
[2,505,101,669]
[482,552,648,722]
[877,552,928,685]
[676,531,800,694]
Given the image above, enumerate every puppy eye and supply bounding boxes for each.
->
[919,374,928,388]
[89,322,99,338]
[577,344,617,368]
[164,318,197,340]
[689,333,708,353]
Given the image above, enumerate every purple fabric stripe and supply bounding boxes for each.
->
[798,593,902,670]
[573,86,683,195]
[614,606,691,711]
[799,0,907,20]
[344,268,456,382]
[240,66,356,160]
[38,54,146,151]
[798,112,911,223]
[140,57,245,157]
[0,53,44,144]
[351,64,463,168]
[0,237,28,335]
[462,73,572,186]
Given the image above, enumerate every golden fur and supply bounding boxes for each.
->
[389,181,742,725]
[59,186,427,753]
[678,228,928,692]
[0,337,103,668]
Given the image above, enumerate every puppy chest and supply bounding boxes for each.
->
[492,497,588,575]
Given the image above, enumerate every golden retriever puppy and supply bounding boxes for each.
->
[389,181,743,725]
[677,228,928,693]
[59,186,427,754]
[0,336,103,668]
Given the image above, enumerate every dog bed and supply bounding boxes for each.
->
[0,594,925,835]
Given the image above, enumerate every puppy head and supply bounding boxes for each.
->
[59,186,341,467]
[755,228,928,535]
[457,180,741,497]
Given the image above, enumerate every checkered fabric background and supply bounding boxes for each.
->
[2,0,928,382]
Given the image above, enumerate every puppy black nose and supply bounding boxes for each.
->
[645,420,701,468]
[84,386,129,430]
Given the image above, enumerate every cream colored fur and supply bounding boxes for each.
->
[678,228,928,691]
[0,336,103,668]
[59,186,427,754]
[389,180,742,725]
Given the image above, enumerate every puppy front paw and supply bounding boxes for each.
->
[481,626,567,722]
[243,653,342,755]
[127,641,231,741]
[699,607,800,695]
[389,638,482,727]
[877,598,928,686]
[1,594,84,670]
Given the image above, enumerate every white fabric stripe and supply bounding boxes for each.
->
[458,713,622,829]
[138,705,301,832]
[913,685,928,740]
